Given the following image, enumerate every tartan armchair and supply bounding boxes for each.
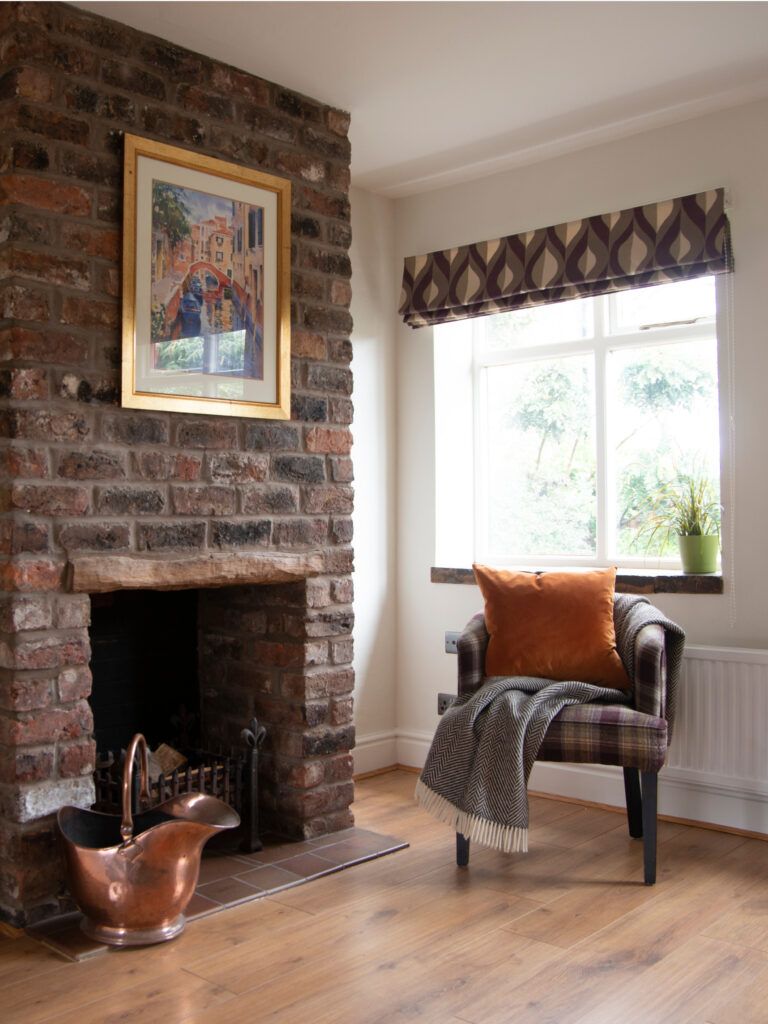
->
[455,598,682,884]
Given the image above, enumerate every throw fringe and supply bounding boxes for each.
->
[414,777,528,854]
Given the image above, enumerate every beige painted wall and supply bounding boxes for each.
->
[349,188,399,773]
[352,97,768,820]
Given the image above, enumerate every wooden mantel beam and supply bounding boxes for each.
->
[66,551,325,593]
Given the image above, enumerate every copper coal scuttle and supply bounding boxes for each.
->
[57,733,240,947]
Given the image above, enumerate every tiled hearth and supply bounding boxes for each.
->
[28,827,407,960]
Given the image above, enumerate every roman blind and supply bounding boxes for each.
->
[399,188,731,328]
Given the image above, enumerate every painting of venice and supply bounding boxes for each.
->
[150,180,265,382]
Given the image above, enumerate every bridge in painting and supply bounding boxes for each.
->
[188,261,231,288]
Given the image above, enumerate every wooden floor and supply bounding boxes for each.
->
[2,769,768,1024]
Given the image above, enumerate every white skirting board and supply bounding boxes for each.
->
[527,762,768,835]
[359,644,768,835]
[352,731,398,776]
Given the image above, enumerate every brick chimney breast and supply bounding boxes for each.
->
[0,1,354,927]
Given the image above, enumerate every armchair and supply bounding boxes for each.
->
[453,596,684,884]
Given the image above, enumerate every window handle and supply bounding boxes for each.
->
[639,316,705,331]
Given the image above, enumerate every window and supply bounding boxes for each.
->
[248,209,263,250]
[434,277,721,569]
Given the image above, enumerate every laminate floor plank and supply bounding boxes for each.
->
[181,933,552,1024]
[0,899,307,1023]
[0,932,69,983]
[529,805,627,848]
[705,959,768,1024]
[420,931,568,1024]
[504,880,655,949]
[578,935,768,1024]
[184,884,540,997]
[471,864,768,1024]
[37,968,235,1024]
[702,894,768,952]
[528,794,602,826]
[460,823,649,904]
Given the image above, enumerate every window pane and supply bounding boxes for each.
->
[484,355,596,557]
[609,339,720,558]
[610,278,715,333]
[475,296,593,353]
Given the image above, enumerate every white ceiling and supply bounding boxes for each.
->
[75,1,768,196]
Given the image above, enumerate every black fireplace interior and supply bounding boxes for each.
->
[89,589,200,753]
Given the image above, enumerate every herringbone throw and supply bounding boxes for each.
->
[415,675,630,852]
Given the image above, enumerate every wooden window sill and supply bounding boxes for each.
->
[430,566,723,595]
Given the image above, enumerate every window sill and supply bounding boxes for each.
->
[430,566,724,595]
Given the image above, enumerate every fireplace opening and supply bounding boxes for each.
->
[81,576,353,851]
[88,587,264,852]
[89,589,201,753]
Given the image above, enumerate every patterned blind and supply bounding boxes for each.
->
[399,189,731,328]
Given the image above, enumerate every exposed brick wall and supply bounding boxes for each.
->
[0,1,354,925]
[199,581,355,838]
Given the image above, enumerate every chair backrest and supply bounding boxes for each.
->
[458,597,684,735]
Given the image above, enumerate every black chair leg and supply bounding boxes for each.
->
[456,832,470,866]
[623,766,643,838]
[641,771,658,885]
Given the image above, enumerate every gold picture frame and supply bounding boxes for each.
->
[121,134,291,419]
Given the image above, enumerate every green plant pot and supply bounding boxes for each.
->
[677,534,719,573]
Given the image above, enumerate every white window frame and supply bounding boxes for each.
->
[434,283,722,571]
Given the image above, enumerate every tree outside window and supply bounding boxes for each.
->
[435,277,720,568]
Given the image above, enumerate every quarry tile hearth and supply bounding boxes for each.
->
[27,828,408,961]
[0,1,355,927]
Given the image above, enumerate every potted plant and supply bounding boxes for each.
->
[639,473,721,573]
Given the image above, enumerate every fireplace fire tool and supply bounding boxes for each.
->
[241,716,267,852]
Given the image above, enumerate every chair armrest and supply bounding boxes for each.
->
[633,622,667,721]
[457,613,489,699]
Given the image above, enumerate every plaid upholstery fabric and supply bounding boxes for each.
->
[455,597,679,772]
[632,622,666,721]
[457,612,489,700]
[538,704,668,772]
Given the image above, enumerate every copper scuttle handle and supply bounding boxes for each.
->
[120,733,151,848]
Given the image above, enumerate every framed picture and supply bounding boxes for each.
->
[121,134,291,419]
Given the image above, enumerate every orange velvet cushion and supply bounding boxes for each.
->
[473,565,631,689]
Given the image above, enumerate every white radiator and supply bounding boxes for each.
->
[666,645,768,800]
[529,644,768,834]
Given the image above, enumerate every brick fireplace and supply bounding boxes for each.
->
[0,2,355,925]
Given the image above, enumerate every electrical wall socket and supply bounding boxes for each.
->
[444,630,461,654]
[437,692,455,715]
